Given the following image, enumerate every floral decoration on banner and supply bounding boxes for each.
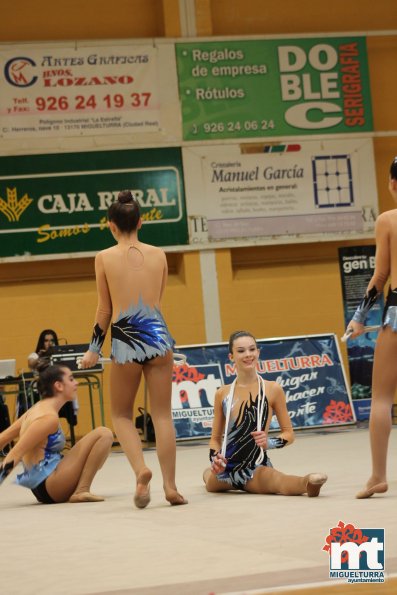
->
[172,363,205,384]
[322,400,353,424]
[323,521,369,564]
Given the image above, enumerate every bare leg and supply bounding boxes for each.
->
[356,327,397,498]
[245,466,327,497]
[45,427,113,503]
[110,361,152,507]
[203,468,232,492]
[144,351,187,505]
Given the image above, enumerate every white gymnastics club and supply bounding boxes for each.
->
[76,352,187,369]
[341,325,381,343]
[172,352,187,366]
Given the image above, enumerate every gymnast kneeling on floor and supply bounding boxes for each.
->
[203,331,328,496]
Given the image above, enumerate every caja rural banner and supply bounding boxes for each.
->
[171,334,355,440]
[176,37,372,141]
[0,147,188,260]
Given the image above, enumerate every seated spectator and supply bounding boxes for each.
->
[20,331,77,435]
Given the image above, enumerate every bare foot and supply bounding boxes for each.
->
[306,473,328,497]
[356,482,388,499]
[134,467,152,509]
[69,491,105,503]
[165,489,188,506]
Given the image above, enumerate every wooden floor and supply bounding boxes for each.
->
[1,426,396,595]
[263,577,397,595]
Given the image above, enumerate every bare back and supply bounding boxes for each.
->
[372,209,397,291]
[88,238,174,364]
[19,402,59,467]
[96,241,168,321]
[384,210,397,288]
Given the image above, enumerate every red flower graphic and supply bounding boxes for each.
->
[323,521,369,564]
[172,364,205,383]
[322,400,353,424]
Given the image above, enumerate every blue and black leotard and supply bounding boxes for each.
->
[216,387,272,489]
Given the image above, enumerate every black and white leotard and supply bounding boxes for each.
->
[216,385,272,489]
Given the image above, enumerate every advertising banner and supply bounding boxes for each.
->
[0,148,188,259]
[176,37,372,141]
[172,334,354,440]
[338,246,383,420]
[183,138,377,244]
[0,45,161,138]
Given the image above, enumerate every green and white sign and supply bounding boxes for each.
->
[176,37,372,140]
[0,147,188,260]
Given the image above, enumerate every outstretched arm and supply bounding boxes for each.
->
[0,415,58,484]
[208,388,227,473]
[209,388,225,456]
[81,252,112,368]
[347,214,390,338]
[268,382,294,448]
[159,251,168,303]
[0,412,26,451]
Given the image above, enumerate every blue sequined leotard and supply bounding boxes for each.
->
[16,427,65,489]
[382,287,397,331]
[110,297,175,364]
[216,387,272,490]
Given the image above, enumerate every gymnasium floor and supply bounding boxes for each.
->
[2,426,396,595]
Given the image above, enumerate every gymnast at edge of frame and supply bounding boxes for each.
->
[346,156,397,499]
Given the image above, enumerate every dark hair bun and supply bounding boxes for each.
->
[118,190,135,204]
[36,357,51,373]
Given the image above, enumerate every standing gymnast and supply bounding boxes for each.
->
[203,331,328,496]
[0,360,113,503]
[345,156,397,498]
[80,190,186,507]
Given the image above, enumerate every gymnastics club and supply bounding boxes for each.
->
[341,325,381,343]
